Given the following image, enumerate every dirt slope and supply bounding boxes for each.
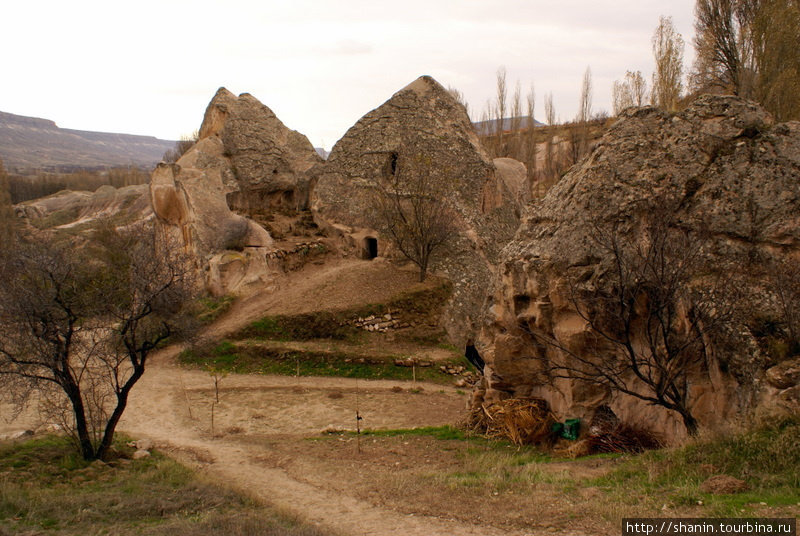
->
[204,257,422,340]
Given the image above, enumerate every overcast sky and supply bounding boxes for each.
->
[2,0,696,150]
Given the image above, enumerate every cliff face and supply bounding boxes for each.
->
[474,95,800,439]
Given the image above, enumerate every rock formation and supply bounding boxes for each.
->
[199,88,322,212]
[312,76,520,345]
[150,88,321,295]
[14,184,152,229]
[475,95,800,439]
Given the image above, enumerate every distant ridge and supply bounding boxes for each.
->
[472,116,543,136]
[0,111,176,172]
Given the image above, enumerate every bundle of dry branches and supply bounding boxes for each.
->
[466,398,556,446]
[585,423,663,454]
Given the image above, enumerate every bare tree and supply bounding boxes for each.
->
[692,0,757,98]
[0,223,196,460]
[369,146,456,282]
[495,66,508,151]
[576,66,594,160]
[578,66,593,124]
[525,84,538,197]
[163,130,199,163]
[544,92,556,180]
[527,208,732,436]
[612,80,633,116]
[613,71,649,115]
[693,0,799,120]
[750,0,800,121]
[447,85,471,119]
[652,15,685,111]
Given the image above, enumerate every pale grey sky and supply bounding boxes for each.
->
[2,0,696,149]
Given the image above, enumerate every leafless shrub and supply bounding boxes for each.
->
[524,205,736,436]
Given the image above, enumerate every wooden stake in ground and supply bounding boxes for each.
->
[355,379,363,454]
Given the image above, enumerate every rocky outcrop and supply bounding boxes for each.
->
[150,136,274,295]
[150,88,327,295]
[475,95,800,439]
[312,76,521,345]
[14,184,152,229]
[198,88,322,212]
[493,157,529,210]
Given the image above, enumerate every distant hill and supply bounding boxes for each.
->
[0,111,176,172]
[472,116,544,136]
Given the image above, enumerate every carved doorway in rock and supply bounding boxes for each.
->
[363,237,378,260]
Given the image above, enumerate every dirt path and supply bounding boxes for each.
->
[119,260,540,535]
[3,259,540,535]
[119,356,533,536]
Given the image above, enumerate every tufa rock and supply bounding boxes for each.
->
[151,88,321,295]
[493,157,530,209]
[765,358,800,390]
[15,184,152,229]
[474,95,800,439]
[132,449,151,460]
[312,75,520,346]
[199,88,322,212]
[134,438,154,451]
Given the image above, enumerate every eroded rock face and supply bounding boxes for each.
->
[198,88,322,212]
[151,114,274,295]
[150,88,328,295]
[312,76,520,345]
[475,95,800,439]
[14,184,152,228]
[493,157,529,209]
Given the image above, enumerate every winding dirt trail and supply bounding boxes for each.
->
[119,354,531,536]
[1,259,538,535]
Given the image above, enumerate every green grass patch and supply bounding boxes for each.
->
[179,341,463,384]
[240,312,358,341]
[423,445,560,493]
[589,414,800,515]
[195,295,236,325]
[357,425,471,441]
[0,435,330,535]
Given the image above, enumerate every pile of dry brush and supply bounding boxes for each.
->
[466,397,662,456]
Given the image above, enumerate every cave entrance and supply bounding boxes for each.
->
[363,237,378,260]
[465,343,485,373]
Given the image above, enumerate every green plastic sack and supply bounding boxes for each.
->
[551,418,581,440]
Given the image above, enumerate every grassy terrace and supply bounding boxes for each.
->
[180,282,469,383]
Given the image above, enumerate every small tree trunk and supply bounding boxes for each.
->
[96,363,145,460]
[680,410,699,437]
[62,378,97,460]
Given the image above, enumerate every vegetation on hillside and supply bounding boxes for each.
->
[179,281,465,383]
